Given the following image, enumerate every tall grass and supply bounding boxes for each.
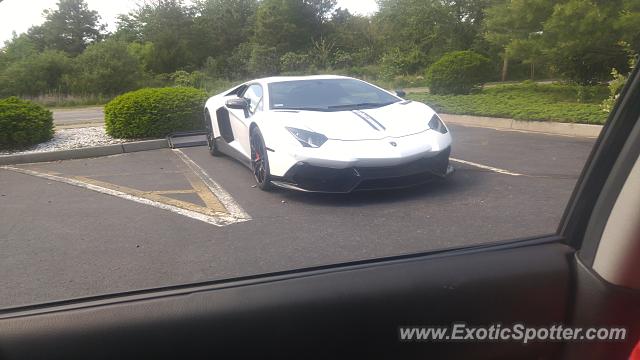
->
[27,94,112,108]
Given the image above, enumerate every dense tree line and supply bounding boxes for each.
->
[0,0,639,99]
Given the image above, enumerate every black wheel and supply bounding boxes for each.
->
[250,127,272,191]
[204,111,222,156]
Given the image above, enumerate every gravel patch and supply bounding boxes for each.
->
[1,127,136,155]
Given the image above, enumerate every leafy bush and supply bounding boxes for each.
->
[309,37,335,69]
[345,65,380,80]
[280,52,311,72]
[170,70,206,88]
[379,48,423,81]
[426,51,492,95]
[70,40,143,96]
[248,45,279,77]
[408,82,608,124]
[227,43,253,80]
[601,55,637,113]
[0,97,54,149]
[0,50,73,98]
[332,50,354,69]
[105,87,207,139]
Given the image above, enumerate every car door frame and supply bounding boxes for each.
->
[1,67,639,358]
[226,82,264,158]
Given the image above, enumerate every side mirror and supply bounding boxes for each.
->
[226,98,249,110]
[395,89,407,98]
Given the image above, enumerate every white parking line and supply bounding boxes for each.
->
[450,158,524,176]
[1,150,251,227]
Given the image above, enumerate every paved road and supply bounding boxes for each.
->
[0,124,595,308]
[52,107,104,127]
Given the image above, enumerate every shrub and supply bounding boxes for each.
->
[105,87,208,139]
[248,45,279,77]
[70,40,143,96]
[332,50,353,69]
[601,55,638,113]
[407,82,608,124]
[379,47,424,81]
[280,52,311,73]
[0,50,73,98]
[426,51,492,95]
[170,70,206,88]
[0,97,54,150]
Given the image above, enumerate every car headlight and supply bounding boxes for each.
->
[428,114,448,134]
[286,127,328,148]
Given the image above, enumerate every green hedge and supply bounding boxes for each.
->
[426,51,492,95]
[408,83,609,124]
[105,87,208,139]
[0,97,54,150]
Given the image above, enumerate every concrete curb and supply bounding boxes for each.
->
[0,139,169,166]
[440,114,603,138]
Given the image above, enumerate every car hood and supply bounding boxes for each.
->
[271,101,435,141]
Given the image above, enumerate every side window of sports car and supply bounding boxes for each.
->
[243,84,263,115]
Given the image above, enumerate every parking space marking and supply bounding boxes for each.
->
[450,158,524,176]
[72,176,228,216]
[173,149,251,220]
[1,150,251,226]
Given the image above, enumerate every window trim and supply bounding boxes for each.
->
[558,63,640,257]
[240,83,264,115]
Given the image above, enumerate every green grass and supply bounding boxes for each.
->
[408,82,610,125]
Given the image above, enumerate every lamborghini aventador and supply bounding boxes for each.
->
[203,75,453,192]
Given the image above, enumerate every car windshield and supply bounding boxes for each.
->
[268,79,400,111]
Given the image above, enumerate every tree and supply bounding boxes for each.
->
[248,45,279,76]
[118,0,198,74]
[376,0,488,71]
[304,0,337,36]
[0,51,73,97]
[327,8,381,65]
[0,33,39,71]
[253,0,336,55]
[193,0,258,66]
[483,0,553,81]
[70,40,143,96]
[543,0,630,84]
[617,0,640,53]
[29,0,105,56]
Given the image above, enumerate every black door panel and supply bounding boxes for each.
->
[216,107,234,143]
[563,255,640,360]
[0,241,572,359]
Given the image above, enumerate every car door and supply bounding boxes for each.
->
[1,72,639,359]
[227,83,263,158]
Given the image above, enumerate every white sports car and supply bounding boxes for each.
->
[203,75,453,193]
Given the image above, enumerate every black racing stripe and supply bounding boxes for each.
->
[354,109,386,130]
[352,110,380,131]
[366,114,386,130]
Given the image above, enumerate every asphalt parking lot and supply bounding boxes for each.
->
[0,124,596,308]
[52,107,104,128]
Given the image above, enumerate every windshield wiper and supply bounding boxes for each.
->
[328,101,397,110]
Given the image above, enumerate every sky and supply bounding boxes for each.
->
[0,0,379,45]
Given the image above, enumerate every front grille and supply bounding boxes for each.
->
[356,171,438,190]
[356,147,451,179]
[281,147,451,192]
[287,165,360,192]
